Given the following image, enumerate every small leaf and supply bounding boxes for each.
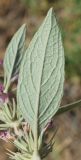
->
[56,99,81,116]
[3,24,27,93]
[17,8,64,143]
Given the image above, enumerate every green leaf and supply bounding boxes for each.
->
[56,99,81,116]
[3,24,27,93]
[17,8,64,142]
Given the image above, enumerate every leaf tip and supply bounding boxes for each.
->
[46,7,56,25]
[47,7,54,16]
[21,23,27,32]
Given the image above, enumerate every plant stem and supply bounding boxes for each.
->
[34,116,38,153]
[31,151,41,160]
[4,79,10,93]
[56,99,81,116]
[14,125,19,136]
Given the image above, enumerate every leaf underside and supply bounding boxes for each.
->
[3,24,27,87]
[17,8,65,135]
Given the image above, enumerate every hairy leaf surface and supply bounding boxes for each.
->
[17,8,65,135]
[3,24,26,91]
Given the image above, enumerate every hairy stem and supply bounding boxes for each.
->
[31,152,41,160]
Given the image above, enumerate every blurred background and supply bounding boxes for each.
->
[0,0,81,160]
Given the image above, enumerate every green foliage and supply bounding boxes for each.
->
[3,24,26,93]
[17,8,64,139]
[0,7,65,160]
[0,4,81,160]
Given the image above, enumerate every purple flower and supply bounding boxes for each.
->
[0,131,9,141]
[0,131,10,141]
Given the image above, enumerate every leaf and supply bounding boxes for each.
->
[3,24,27,92]
[56,99,81,116]
[17,8,64,137]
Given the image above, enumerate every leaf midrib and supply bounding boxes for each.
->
[34,13,52,147]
